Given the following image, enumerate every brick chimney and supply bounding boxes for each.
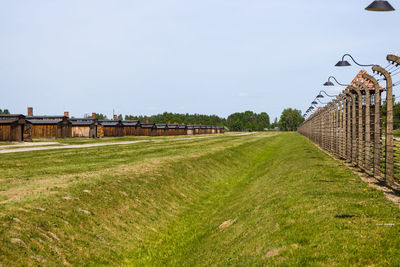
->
[174,122,177,125]
[92,113,96,118]
[27,107,33,116]
[64,111,69,118]
[113,114,117,120]
[131,117,135,121]
[145,119,149,123]
[182,122,185,125]
[168,121,170,124]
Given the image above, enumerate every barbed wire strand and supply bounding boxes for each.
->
[372,63,398,78]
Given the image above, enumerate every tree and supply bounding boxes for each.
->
[270,117,278,129]
[279,108,304,131]
[394,102,400,129]
[382,100,400,129]
[93,113,108,120]
[226,111,270,131]
[0,109,10,114]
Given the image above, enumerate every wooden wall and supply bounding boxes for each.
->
[0,125,11,141]
[141,128,156,136]
[30,124,71,139]
[103,126,123,137]
[141,128,151,136]
[31,125,58,138]
[103,126,116,137]
[72,126,90,138]
[123,126,137,136]
[97,126,104,138]
[12,125,23,141]
[0,124,25,141]
[167,129,177,136]
[156,129,168,136]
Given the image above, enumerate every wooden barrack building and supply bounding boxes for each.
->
[0,114,29,141]
[155,124,168,136]
[70,118,98,138]
[99,120,123,137]
[140,123,157,136]
[27,116,72,138]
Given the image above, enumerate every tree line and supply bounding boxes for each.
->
[124,112,225,126]
[123,109,304,131]
[226,111,270,131]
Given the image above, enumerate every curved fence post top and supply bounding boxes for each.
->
[362,73,380,88]
[348,85,362,95]
[373,65,391,81]
[333,98,343,110]
[387,54,400,65]
[354,80,369,91]
[343,90,355,99]
[326,102,335,110]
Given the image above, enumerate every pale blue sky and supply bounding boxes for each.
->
[1,0,399,120]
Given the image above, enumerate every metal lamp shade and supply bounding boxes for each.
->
[324,81,335,86]
[365,0,395,11]
[335,60,351,67]
[316,94,324,98]
[312,101,318,105]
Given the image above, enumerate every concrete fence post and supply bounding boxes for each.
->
[349,85,364,168]
[363,73,382,178]
[338,94,347,159]
[355,81,371,172]
[334,98,343,157]
[372,65,394,186]
[344,90,356,165]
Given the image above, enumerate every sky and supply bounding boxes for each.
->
[1,0,400,120]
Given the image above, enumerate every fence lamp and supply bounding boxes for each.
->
[323,76,349,87]
[366,0,395,11]
[335,54,376,67]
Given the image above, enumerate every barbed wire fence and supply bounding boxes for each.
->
[298,54,400,190]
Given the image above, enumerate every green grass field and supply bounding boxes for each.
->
[31,133,241,145]
[1,132,400,266]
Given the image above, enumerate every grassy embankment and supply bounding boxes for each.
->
[1,132,400,265]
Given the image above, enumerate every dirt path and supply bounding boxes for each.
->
[0,142,59,149]
[0,133,254,154]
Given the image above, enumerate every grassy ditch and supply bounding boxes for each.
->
[1,133,400,265]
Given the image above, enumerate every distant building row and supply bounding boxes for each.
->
[0,108,225,141]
